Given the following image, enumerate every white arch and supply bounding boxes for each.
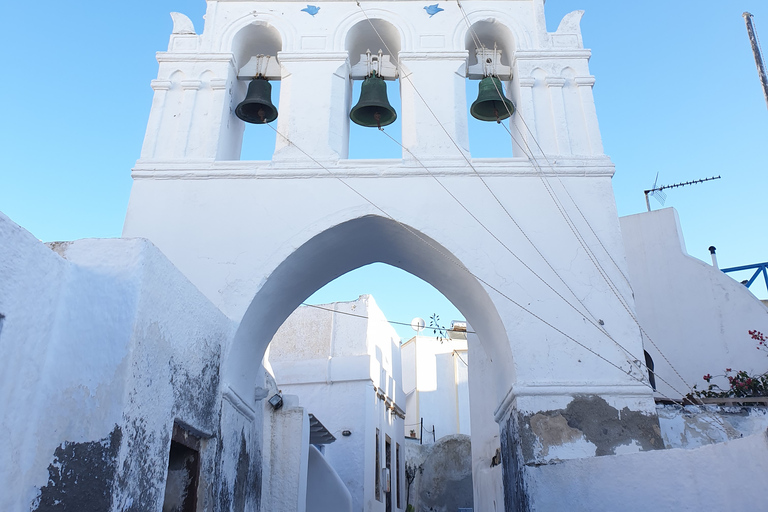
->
[223,215,515,406]
[451,9,534,52]
[218,12,297,59]
[332,8,415,54]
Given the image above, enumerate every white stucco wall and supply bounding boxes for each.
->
[621,208,768,399]
[657,404,768,449]
[467,330,505,512]
[307,444,354,512]
[269,296,406,512]
[401,335,471,442]
[527,428,768,511]
[0,211,240,510]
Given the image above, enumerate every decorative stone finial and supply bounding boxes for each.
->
[170,12,196,35]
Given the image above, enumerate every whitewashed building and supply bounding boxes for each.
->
[268,296,407,512]
[4,0,768,509]
[401,327,471,443]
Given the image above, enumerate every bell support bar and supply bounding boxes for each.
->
[237,54,282,81]
[466,47,511,80]
[349,50,398,80]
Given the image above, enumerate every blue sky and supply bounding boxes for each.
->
[1,1,767,340]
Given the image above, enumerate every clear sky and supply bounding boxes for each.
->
[2,1,767,340]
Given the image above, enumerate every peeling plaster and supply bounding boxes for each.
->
[520,395,663,464]
[31,426,122,512]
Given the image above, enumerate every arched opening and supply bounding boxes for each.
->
[464,20,518,158]
[225,215,514,399]
[231,23,283,160]
[226,216,514,511]
[269,264,468,512]
[345,20,403,160]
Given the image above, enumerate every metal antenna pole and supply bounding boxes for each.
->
[743,12,768,111]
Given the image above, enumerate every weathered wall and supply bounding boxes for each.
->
[526,428,768,511]
[621,208,768,398]
[497,393,664,511]
[657,403,768,449]
[0,212,270,511]
[405,434,473,512]
[262,395,309,512]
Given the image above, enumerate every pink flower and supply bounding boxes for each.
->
[703,374,712,382]
[726,368,732,372]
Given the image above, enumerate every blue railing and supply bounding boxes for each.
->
[721,262,768,290]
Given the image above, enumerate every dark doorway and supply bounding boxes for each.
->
[162,424,201,512]
[385,435,392,512]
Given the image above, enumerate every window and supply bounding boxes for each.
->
[396,442,402,509]
[644,351,656,391]
[385,436,392,511]
[375,428,381,501]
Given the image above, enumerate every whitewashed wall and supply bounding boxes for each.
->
[401,335,471,442]
[621,208,768,399]
[0,211,243,511]
[527,428,768,511]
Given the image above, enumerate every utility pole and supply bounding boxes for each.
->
[743,12,768,111]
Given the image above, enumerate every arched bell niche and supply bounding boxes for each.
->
[464,20,519,158]
[231,23,284,160]
[345,19,404,159]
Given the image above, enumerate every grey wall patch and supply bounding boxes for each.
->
[520,395,664,462]
[31,425,122,511]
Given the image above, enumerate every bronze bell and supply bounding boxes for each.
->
[350,72,397,128]
[236,78,278,124]
[470,76,515,123]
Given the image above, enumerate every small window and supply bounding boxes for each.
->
[375,428,381,502]
[396,442,402,509]
[644,351,656,391]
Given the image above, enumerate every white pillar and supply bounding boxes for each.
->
[574,76,604,155]
[513,76,536,158]
[273,52,350,163]
[178,79,203,157]
[398,52,469,163]
[141,80,172,160]
[545,76,571,155]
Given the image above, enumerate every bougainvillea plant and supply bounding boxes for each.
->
[692,330,768,399]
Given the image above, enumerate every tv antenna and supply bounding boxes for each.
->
[644,174,721,212]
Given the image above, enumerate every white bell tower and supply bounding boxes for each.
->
[124,1,661,509]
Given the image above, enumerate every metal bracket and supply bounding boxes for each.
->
[467,46,512,80]
[237,54,281,81]
[349,49,398,80]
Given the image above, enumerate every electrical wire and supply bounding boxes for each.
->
[456,2,695,394]
[354,2,685,395]
[261,10,730,434]
[300,302,477,334]
[265,120,693,410]
[454,5,733,434]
